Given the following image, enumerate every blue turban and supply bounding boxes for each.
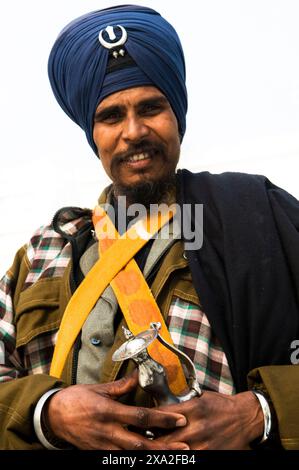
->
[48,5,187,156]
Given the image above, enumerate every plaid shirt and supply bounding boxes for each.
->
[0,210,235,395]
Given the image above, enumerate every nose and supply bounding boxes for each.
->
[122,114,150,143]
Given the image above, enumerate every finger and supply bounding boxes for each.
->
[104,425,189,451]
[98,371,139,398]
[158,396,202,414]
[167,441,190,450]
[77,438,122,450]
[157,426,198,448]
[96,440,122,451]
[103,401,187,429]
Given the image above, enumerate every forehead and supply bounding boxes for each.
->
[96,86,167,111]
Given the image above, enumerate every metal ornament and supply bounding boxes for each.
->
[98,25,128,57]
[112,322,202,406]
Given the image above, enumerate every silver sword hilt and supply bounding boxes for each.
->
[112,322,202,406]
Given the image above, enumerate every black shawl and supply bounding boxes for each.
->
[178,169,299,392]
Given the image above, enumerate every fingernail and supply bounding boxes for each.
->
[174,443,190,450]
[179,444,190,450]
[176,416,187,427]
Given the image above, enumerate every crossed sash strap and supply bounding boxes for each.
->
[50,205,187,395]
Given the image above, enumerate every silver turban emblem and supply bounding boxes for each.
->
[98,25,127,58]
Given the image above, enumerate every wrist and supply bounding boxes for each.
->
[34,388,73,450]
[250,390,272,446]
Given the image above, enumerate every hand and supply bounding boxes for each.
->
[44,372,189,450]
[155,391,264,450]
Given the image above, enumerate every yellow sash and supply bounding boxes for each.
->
[50,205,187,395]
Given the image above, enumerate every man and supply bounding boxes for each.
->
[0,5,299,450]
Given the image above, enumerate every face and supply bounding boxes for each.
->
[93,86,181,189]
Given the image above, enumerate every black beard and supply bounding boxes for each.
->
[113,174,177,208]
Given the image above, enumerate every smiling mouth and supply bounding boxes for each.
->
[112,145,166,177]
[120,152,156,170]
[126,152,151,162]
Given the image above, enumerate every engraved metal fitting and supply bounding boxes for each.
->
[112,322,202,407]
[98,25,127,59]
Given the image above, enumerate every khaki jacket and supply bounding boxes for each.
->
[0,224,299,449]
[0,234,198,449]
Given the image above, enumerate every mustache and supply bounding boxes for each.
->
[110,140,167,181]
[111,140,166,166]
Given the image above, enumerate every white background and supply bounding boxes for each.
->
[0,0,298,270]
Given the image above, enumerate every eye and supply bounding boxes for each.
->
[102,111,123,123]
[94,109,124,124]
[141,103,163,116]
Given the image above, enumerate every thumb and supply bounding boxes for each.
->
[102,369,139,398]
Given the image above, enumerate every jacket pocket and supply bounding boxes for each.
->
[15,277,62,348]
[157,269,201,323]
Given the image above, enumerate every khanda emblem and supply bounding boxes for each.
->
[98,25,127,58]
